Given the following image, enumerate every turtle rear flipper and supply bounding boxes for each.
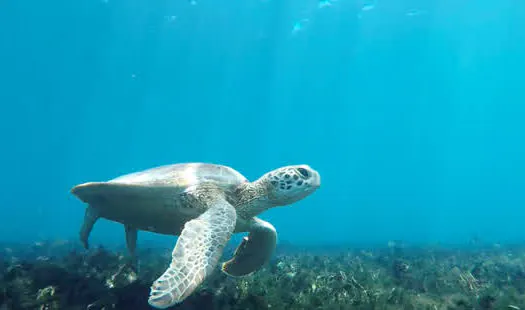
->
[79,205,100,249]
[221,218,277,277]
[148,195,237,309]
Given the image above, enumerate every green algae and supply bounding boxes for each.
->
[1,241,525,309]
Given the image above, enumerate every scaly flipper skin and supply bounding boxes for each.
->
[221,218,277,277]
[148,196,237,309]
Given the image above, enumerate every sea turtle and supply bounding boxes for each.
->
[70,162,321,309]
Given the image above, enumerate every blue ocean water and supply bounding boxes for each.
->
[0,0,524,250]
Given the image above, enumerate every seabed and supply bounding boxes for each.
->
[1,240,524,309]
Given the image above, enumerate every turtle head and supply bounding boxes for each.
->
[259,164,321,206]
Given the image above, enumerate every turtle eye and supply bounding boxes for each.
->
[297,168,309,178]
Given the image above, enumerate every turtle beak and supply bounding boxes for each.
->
[311,170,321,189]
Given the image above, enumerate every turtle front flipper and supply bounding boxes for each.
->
[79,205,100,249]
[222,218,277,277]
[148,196,237,309]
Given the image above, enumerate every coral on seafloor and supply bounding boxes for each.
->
[1,240,525,309]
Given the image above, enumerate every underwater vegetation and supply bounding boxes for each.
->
[2,240,525,309]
